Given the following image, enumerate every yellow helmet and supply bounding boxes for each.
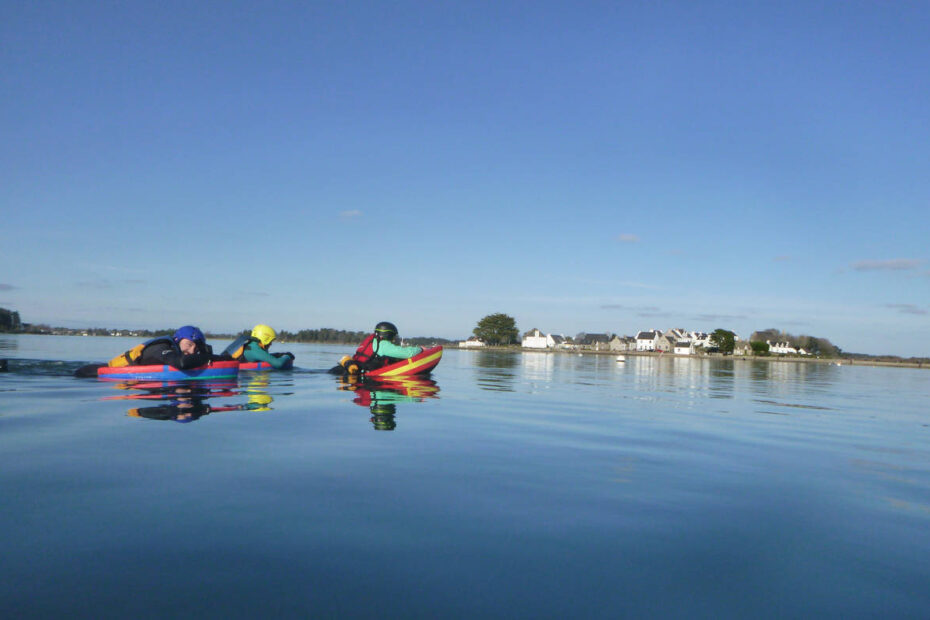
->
[251,324,276,347]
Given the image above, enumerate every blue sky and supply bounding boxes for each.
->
[2,1,928,356]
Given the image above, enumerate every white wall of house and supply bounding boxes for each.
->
[636,332,658,351]
[459,338,486,348]
[523,329,557,349]
[768,340,798,354]
[674,341,694,355]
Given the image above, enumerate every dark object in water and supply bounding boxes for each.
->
[0,359,7,372]
[74,363,106,378]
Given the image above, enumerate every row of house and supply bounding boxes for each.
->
[626,329,714,354]
[768,340,811,355]
[460,328,719,354]
[460,329,816,356]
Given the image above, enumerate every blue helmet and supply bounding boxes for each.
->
[173,325,205,343]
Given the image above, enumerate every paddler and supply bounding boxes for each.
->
[342,321,422,373]
[74,325,214,377]
[221,324,294,369]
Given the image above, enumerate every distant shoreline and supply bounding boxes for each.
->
[1,332,925,369]
[457,346,929,370]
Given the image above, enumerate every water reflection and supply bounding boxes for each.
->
[0,337,15,352]
[473,350,519,392]
[102,378,272,423]
[337,376,440,430]
[242,372,275,411]
[522,351,554,381]
[472,352,853,414]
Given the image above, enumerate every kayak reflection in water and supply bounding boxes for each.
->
[338,375,439,431]
[105,380,273,423]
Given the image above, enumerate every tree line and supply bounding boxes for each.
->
[748,328,841,357]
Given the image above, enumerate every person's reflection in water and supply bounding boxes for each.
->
[110,380,272,423]
[128,399,212,423]
[243,373,275,412]
[124,384,215,422]
[338,376,439,431]
[370,403,397,431]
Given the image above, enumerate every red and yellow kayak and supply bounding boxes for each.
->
[366,345,443,377]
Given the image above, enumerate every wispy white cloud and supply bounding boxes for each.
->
[616,233,639,243]
[340,210,362,219]
[77,262,148,274]
[637,310,670,318]
[692,313,748,323]
[616,281,661,290]
[851,258,923,272]
[602,304,661,312]
[75,279,146,289]
[885,303,928,316]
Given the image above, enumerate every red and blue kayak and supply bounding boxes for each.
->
[97,360,241,381]
[366,346,443,377]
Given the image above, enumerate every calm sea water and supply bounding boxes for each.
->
[1,334,929,617]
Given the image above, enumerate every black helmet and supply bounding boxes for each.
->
[374,321,398,342]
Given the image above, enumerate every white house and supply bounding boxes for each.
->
[458,337,486,348]
[674,340,694,355]
[768,340,797,355]
[689,332,712,348]
[635,331,659,351]
[522,328,557,349]
[768,340,811,355]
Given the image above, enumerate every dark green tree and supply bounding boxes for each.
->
[473,313,519,345]
[710,329,736,354]
[750,341,770,355]
[0,308,22,332]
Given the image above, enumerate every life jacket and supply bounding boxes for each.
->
[222,335,260,360]
[352,333,384,367]
[108,336,176,367]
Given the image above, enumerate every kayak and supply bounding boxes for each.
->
[97,360,241,381]
[366,345,443,377]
